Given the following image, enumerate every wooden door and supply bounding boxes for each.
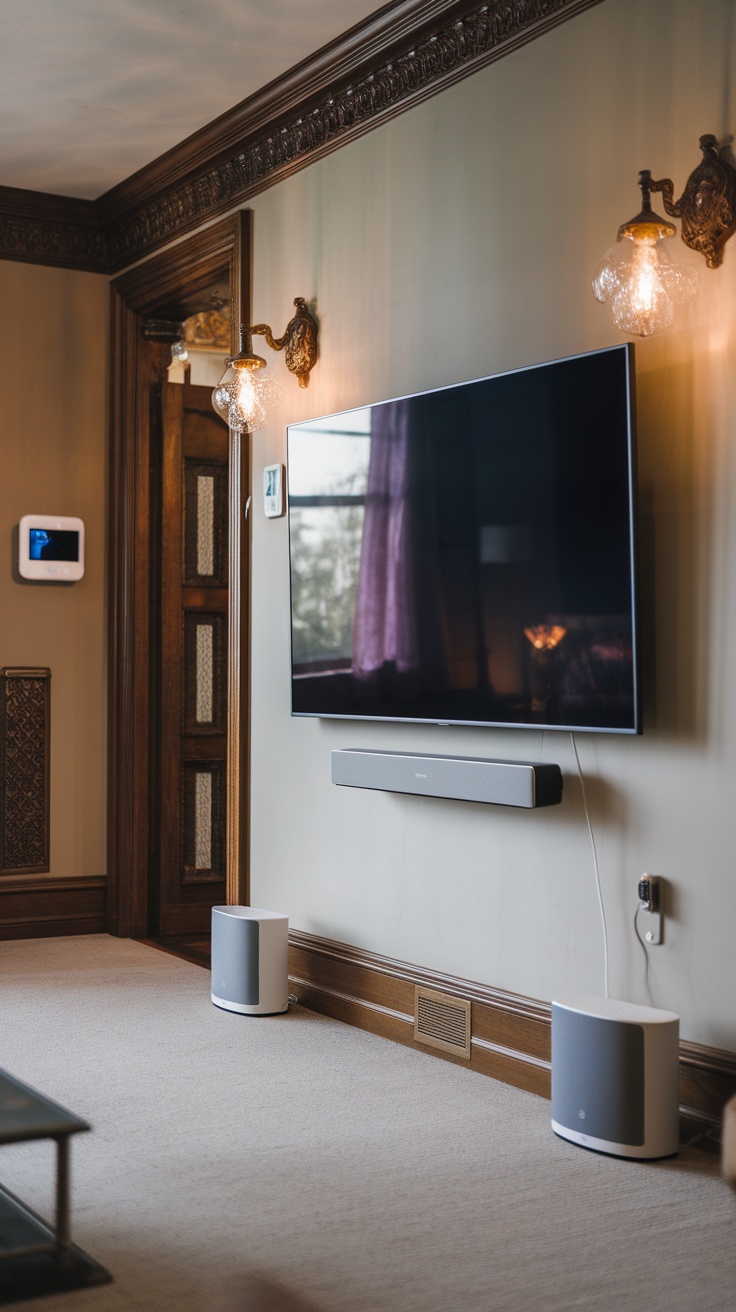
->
[158,381,229,935]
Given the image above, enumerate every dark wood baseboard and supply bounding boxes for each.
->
[0,874,107,940]
[288,930,736,1143]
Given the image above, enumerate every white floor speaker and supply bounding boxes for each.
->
[211,906,289,1015]
[551,995,680,1159]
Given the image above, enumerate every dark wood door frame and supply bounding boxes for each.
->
[107,211,251,937]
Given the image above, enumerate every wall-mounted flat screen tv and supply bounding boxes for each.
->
[287,343,640,734]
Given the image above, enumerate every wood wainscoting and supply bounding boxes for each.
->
[0,874,107,940]
[288,930,736,1144]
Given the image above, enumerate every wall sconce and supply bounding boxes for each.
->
[593,171,698,337]
[593,136,736,337]
[211,298,319,433]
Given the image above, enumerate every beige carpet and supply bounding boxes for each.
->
[0,934,733,1312]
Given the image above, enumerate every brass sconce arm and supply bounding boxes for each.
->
[648,135,736,268]
[246,297,319,388]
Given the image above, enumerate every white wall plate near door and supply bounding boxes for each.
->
[263,464,285,518]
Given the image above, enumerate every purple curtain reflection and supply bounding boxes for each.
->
[352,398,447,687]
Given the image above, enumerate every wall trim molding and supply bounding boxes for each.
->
[0,185,108,272]
[107,213,250,938]
[288,930,736,1141]
[0,0,603,273]
[0,874,107,939]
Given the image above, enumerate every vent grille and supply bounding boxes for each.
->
[414,987,471,1060]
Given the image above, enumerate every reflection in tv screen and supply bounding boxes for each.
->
[287,344,639,734]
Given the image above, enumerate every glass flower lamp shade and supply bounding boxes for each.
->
[593,171,698,337]
[211,328,282,433]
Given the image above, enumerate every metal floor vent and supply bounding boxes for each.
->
[414,987,471,1060]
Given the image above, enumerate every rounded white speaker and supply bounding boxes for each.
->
[211,906,289,1016]
[551,995,679,1159]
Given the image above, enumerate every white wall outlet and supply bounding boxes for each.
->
[637,874,663,945]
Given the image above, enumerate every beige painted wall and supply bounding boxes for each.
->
[0,261,108,879]
[243,0,736,1050]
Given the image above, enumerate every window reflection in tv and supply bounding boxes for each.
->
[287,344,640,734]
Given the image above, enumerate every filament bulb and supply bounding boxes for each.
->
[211,364,282,433]
[593,237,698,338]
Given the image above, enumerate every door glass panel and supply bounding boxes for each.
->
[197,475,214,576]
[184,460,228,585]
[182,761,225,882]
[183,612,226,733]
[196,623,214,723]
[195,771,212,868]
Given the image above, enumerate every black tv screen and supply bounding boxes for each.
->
[287,344,640,734]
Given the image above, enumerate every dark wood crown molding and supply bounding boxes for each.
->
[0,0,602,274]
[101,0,603,270]
[0,185,108,273]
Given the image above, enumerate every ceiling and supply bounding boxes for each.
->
[0,0,383,200]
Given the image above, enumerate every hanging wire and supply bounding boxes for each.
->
[570,732,609,999]
[633,903,651,999]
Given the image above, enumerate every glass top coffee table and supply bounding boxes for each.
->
[0,1068,112,1301]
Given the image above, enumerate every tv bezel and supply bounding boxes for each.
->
[286,343,641,736]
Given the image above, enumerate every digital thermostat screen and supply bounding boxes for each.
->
[18,514,85,581]
[29,528,80,562]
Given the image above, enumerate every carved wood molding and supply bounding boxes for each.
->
[0,185,108,272]
[107,213,250,938]
[0,0,602,273]
[103,0,603,270]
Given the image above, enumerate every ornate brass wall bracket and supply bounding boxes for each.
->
[247,298,319,388]
[649,135,736,268]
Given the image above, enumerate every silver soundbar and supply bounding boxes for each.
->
[331,749,563,808]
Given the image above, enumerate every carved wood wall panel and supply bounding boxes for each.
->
[0,0,602,273]
[0,669,51,874]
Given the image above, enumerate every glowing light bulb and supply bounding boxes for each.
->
[593,237,698,337]
[593,172,698,337]
[211,362,282,433]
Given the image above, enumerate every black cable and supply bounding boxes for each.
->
[571,732,608,998]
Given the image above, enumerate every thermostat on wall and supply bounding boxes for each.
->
[18,515,85,581]
[263,464,285,518]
